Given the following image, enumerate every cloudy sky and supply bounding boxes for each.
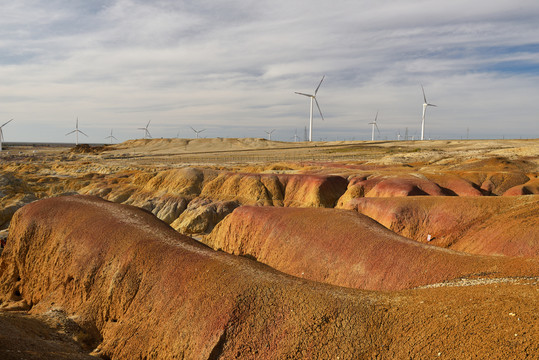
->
[1,0,538,143]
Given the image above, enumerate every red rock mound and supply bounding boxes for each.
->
[343,196,539,257]
[0,196,390,358]
[503,178,539,196]
[1,196,537,358]
[205,206,538,290]
[337,174,468,207]
[365,176,446,197]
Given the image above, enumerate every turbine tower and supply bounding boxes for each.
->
[420,84,437,141]
[295,75,325,142]
[138,120,152,139]
[105,129,118,144]
[368,111,380,141]
[65,118,88,146]
[264,129,275,141]
[190,126,206,139]
[0,119,13,151]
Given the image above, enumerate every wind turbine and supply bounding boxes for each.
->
[65,118,88,145]
[368,111,380,141]
[0,119,13,151]
[420,84,437,141]
[190,126,206,139]
[264,129,275,141]
[138,120,152,139]
[293,128,299,142]
[105,129,118,144]
[295,75,325,142]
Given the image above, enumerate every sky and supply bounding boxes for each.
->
[1,0,538,143]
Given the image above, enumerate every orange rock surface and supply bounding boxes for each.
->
[342,196,539,257]
[205,206,538,290]
[1,195,537,359]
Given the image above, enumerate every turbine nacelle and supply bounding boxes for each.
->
[138,120,152,139]
[420,84,437,141]
[0,119,13,151]
[369,111,380,141]
[190,126,206,139]
[105,129,118,144]
[295,75,326,142]
[66,118,88,145]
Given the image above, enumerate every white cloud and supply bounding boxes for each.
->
[0,0,538,143]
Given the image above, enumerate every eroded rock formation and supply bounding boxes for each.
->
[205,206,539,290]
[1,196,537,359]
[341,196,539,257]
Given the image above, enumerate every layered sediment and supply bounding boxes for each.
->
[1,195,537,359]
[341,196,539,257]
[205,206,539,290]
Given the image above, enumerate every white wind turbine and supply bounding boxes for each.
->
[264,129,275,140]
[0,119,13,151]
[421,84,437,141]
[295,75,325,142]
[105,129,118,144]
[139,120,152,139]
[190,126,206,139]
[293,128,299,142]
[368,111,380,141]
[66,118,88,145]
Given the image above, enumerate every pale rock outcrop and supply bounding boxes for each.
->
[170,198,239,234]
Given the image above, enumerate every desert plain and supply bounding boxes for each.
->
[0,138,537,359]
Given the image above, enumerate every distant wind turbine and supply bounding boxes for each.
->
[420,84,437,141]
[190,126,206,139]
[264,129,275,141]
[0,119,13,151]
[105,129,118,144]
[293,128,299,142]
[138,120,152,139]
[65,118,88,145]
[368,111,380,141]
[295,75,325,142]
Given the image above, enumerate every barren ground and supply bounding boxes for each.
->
[0,138,537,359]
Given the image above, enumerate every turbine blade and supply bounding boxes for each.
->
[428,103,437,107]
[315,98,324,121]
[375,124,380,134]
[190,126,196,132]
[200,129,206,133]
[112,136,118,140]
[375,110,379,123]
[146,120,151,128]
[314,75,325,95]
[421,84,427,103]
[146,130,152,138]
[295,92,314,98]
[79,130,89,137]
[1,119,13,128]
[66,130,76,136]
